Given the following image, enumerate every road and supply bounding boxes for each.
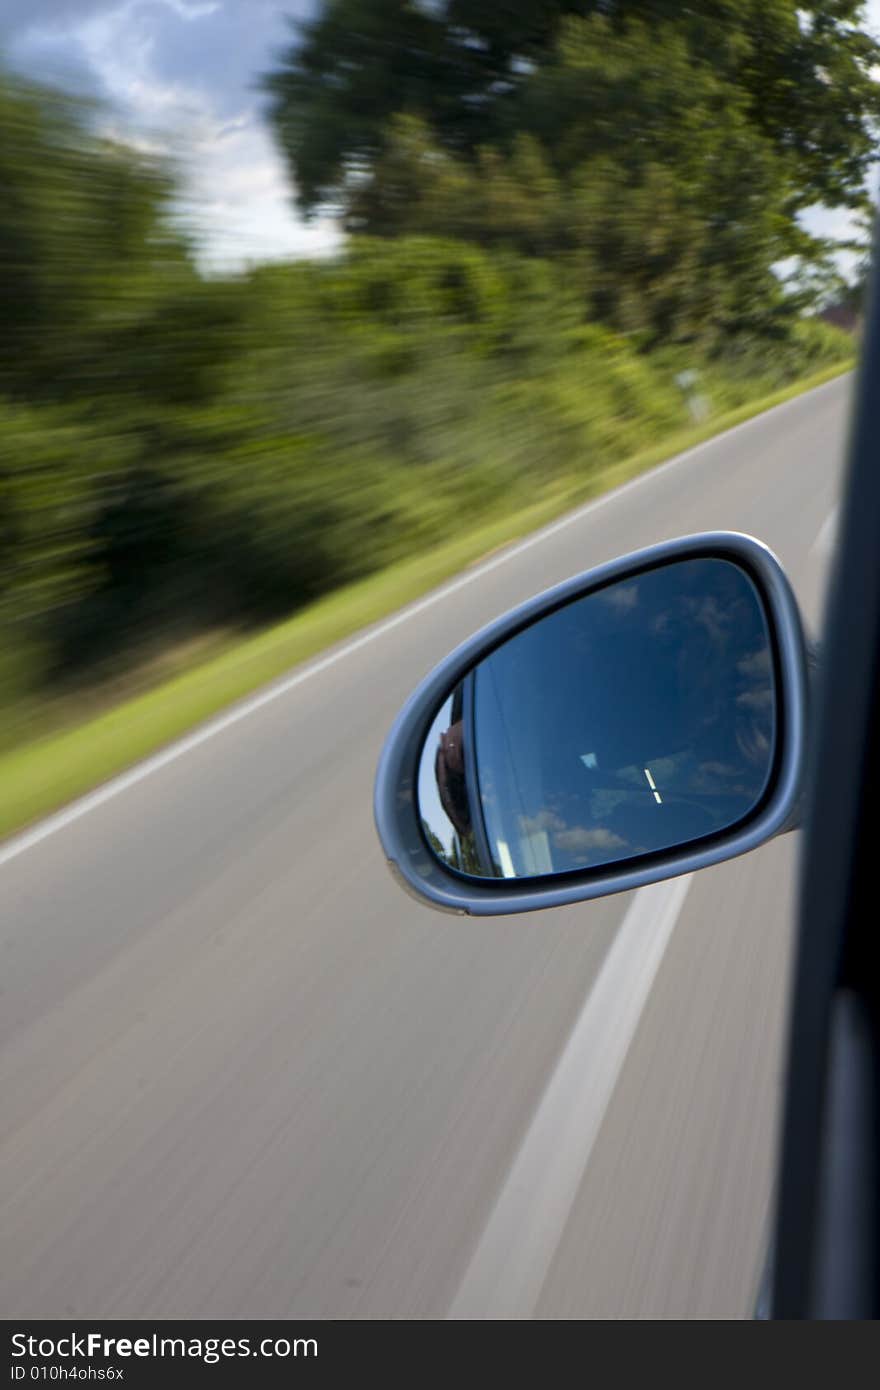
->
[0,375,850,1319]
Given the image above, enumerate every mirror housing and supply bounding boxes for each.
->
[374,533,809,916]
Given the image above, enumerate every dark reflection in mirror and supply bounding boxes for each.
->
[418,558,776,879]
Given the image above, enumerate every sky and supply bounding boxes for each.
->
[1,0,878,273]
[0,0,340,270]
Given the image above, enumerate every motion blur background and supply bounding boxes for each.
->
[0,1,873,820]
[0,1,876,1321]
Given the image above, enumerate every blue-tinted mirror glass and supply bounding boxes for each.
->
[418,557,776,879]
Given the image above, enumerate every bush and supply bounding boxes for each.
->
[0,64,856,715]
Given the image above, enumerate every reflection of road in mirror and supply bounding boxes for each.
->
[418,558,776,880]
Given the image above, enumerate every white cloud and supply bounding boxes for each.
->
[180,115,341,272]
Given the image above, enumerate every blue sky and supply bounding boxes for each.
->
[2,0,877,272]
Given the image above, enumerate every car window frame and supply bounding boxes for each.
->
[771,219,880,1319]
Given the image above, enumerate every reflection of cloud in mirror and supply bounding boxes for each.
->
[737,725,770,767]
[733,641,773,766]
[738,646,771,678]
[642,755,679,783]
[649,593,726,644]
[617,765,646,788]
[601,583,639,612]
[554,826,627,854]
[589,788,634,819]
[518,808,628,861]
[518,809,565,836]
[691,761,749,794]
[693,595,727,644]
[478,769,498,808]
[618,754,683,788]
[612,750,766,799]
[737,688,773,710]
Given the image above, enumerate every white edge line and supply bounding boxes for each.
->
[0,375,846,869]
[811,504,839,557]
[447,873,693,1320]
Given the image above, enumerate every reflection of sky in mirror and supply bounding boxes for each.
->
[475,559,774,877]
[417,696,457,861]
[417,558,776,880]
[477,559,774,875]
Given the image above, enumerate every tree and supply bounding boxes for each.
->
[264,1,880,339]
[267,2,880,223]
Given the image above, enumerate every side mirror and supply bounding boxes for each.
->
[374,533,808,916]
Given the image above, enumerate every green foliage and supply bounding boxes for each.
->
[703,316,856,402]
[265,1,880,338]
[268,1,880,218]
[0,76,208,403]
[0,67,857,721]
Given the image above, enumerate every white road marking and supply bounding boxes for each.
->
[448,873,693,1320]
[812,505,839,557]
[0,375,846,869]
[644,767,662,803]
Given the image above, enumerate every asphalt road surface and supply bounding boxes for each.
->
[0,375,851,1319]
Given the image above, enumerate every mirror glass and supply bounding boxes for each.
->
[418,557,776,879]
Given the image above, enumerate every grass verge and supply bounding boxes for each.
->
[0,359,852,842]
